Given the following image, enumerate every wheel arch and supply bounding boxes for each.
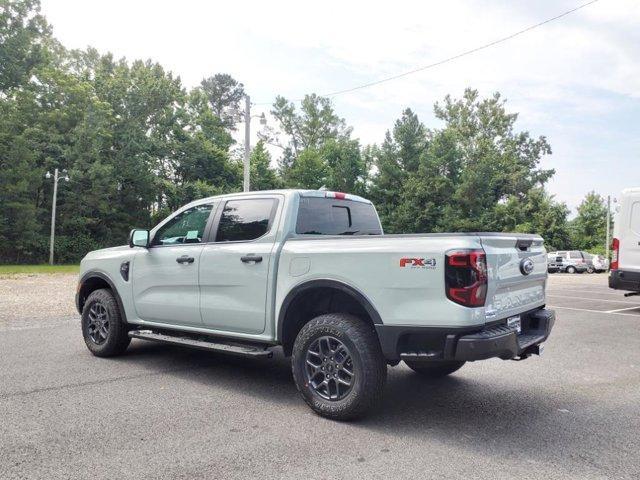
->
[76,271,128,323]
[277,279,382,356]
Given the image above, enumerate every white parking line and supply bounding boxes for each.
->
[547,305,640,317]
[605,305,640,314]
[545,294,640,305]
[547,288,631,297]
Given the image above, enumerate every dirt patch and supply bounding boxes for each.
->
[0,273,78,330]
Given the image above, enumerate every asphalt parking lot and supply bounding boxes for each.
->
[1,273,639,479]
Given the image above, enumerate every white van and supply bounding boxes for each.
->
[609,188,640,293]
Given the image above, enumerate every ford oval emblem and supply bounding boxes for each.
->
[520,258,535,275]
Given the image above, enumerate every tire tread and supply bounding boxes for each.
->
[292,313,386,420]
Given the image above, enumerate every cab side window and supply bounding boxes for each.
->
[216,199,276,242]
[152,204,214,246]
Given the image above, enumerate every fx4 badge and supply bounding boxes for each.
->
[400,257,436,269]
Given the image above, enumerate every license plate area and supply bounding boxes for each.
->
[507,315,521,333]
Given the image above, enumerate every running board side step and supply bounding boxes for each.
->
[128,330,274,358]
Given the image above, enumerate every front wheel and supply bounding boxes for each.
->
[404,360,466,378]
[81,288,130,357]
[292,313,387,420]
[565,266,576,274]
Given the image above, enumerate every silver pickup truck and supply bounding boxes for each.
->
[76,189,555,419]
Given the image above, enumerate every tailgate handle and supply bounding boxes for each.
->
[516,239,533,251]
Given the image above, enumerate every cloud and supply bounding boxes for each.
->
[41,0,640,210]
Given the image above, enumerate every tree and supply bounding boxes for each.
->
[0,0,50,92]
[570,191,607,251]
[267,94,347,170]
[267,94,366,192]
[250,140,281,191]
[199,73,245,130]
[322,137,367,195]
[369,109,427,232]
[372,89,555,235]
[285,149,328,189]
[497,188,571,250]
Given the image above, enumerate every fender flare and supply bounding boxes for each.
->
[276,279,383,343]
[76,271,128,323]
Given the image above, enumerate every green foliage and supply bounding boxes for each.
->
[0,0,50,91]
[266,94,367,193]
[570,191,608,251]
[496,188,571,251]
[250,140,281,191]
[370,89,557,236]
[0,0,243,263]
[0,2,607,262]
[199,73,245,130]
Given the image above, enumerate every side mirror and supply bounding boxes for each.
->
[129,229,150,248]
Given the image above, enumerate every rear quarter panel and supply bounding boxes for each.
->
[276,235,486,329]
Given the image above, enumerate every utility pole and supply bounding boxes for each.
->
[45,168,69,265]
[237,94,267,192]
[606,194,611,259]
[243,95,251,192]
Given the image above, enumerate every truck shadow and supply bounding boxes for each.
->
[119,341,629,471]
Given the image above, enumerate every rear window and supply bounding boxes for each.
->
[296,197,382,235]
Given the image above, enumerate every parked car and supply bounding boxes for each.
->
[609,187,640,294]
[547,250,589,273]
[589,254,609,273]
[547,253,562,273]
[76,189,555,420]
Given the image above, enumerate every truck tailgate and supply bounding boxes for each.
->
[480,234,547,321]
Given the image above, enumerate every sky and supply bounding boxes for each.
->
[40,0,640,213]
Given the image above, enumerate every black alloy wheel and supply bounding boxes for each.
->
[304,335,355,401]
[87,301,110,345]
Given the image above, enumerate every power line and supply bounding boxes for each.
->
[254,0,600,106]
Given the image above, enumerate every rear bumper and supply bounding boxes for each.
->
[376,308,555,363]
[609,269,640,292]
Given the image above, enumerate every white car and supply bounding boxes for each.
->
[76,189,555,419]
[589,254,609,273]
[610,187,640,293]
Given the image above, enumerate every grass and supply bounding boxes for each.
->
[0,264,79,275]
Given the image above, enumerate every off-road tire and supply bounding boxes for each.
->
[404,360,466,378]
[292,313,387,421]
[81,288,130,357]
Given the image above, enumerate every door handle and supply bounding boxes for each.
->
[176,255,195,264]
[241,255,263,263]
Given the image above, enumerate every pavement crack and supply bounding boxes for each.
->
[0,366,202,400]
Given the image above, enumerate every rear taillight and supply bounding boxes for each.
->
[611,238,620,270]
[445,249,487,307]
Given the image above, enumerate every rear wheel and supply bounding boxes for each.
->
[566,266,576,274]
[404,360,465,378]
[81,288,130,357]
[587,266,595,274]
[292,313,386,420]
